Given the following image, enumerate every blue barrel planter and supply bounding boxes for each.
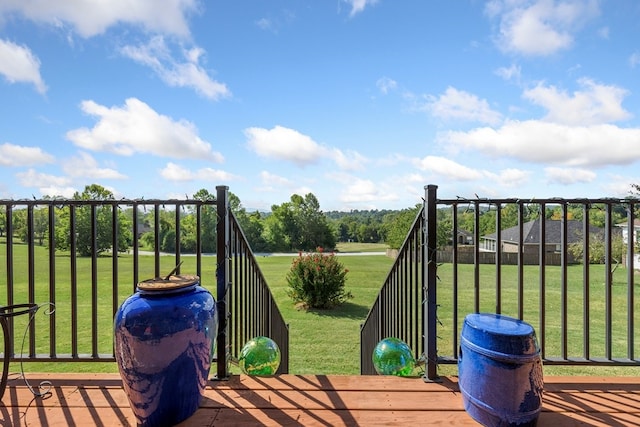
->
[114,275,218,427]
[458,313,543,427]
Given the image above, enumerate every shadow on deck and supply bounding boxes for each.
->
[1,373,639,426]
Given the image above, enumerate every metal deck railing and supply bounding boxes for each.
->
[215,186,289,378]
[361,185,640,379]
[0,186,288,376]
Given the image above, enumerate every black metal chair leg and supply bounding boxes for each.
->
[0,317,9,401]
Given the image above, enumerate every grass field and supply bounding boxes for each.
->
[2,241,639,377]
[255,251,394,375]
[334,242,388,253]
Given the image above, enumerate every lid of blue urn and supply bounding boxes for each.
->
[137,274,199,292]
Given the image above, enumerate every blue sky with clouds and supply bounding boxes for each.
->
[1,0,639,211]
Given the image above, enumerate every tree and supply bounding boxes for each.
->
[293,193,336,250]
[192,188,217,253]
[263,210,290,252]
[356,222,380,243]
[0,208,5,237]
[9,207,27,242]
[55,184,132,256]
[328,209,390,243]
[242,211,269,252]
[266,193,336,251]
[569,233,626,264]
[382,206,420,249]
[9,206,51,246]
[140,208,176,252]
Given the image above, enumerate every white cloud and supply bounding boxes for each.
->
[404,173,426,184]
[490,168,532,187]
[414,156,484,181]
[424,87,503,125]
[523,78,631,125]
[0,39,47,93]
[0,0,199,38]
[254,10,295,33]
[15,168,72,189]
[160,162,198,181]
[120,36,230,100]
[343,0,378,17]
[256,18,273,31]
[260,171,294,187]
[245,125,324,166]
[196,167,238,181]
[62,151,127,179]
[630,52,640,68]
[38,186,78,198]
[0,142,54,166]
[376,77,397,94]
[66,98,223,161]
[495,64,521,82]
[330,148,368,171]
[334,175,398,205]
[486,0,600,56]
[244,125,366,170]
[603,174,640,197]
[160,162,237,182]
[441,120,640,168]
[254,171,295,194]
[545,166,596,184]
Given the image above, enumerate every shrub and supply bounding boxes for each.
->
[286,248,352,309]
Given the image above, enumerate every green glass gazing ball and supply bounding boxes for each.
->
[239,336,281,376]
[372,337,416,376]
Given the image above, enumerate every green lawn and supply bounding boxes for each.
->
[255,253,393,374]
[434,263,640,377]
[335,242,389,253]
[3,241,639,376]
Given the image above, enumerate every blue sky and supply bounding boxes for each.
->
[1,0,639,211]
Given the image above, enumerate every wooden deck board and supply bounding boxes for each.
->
[0,373,638,426]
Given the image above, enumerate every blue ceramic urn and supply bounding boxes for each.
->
[114,274,217,427]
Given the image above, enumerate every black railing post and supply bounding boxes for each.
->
[215,185,230,379]
[423,184,439,382]
[627,204,635,361]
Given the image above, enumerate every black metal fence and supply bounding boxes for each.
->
[361,185,640,379]
[0,186,288,376]
[215,186,289,378]
[360,202,428,376]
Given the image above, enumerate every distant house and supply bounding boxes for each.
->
[615,218,640,246]
[616,219,640,270]
[453,229,473,245]
[480,219,604,257]
[137,220,152,237]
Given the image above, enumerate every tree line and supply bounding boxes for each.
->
[1,184,639,257]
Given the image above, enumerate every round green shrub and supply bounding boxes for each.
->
[286,248,352,309]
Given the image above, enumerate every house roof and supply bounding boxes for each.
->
[457,229,473,237]
[483,219,604,245]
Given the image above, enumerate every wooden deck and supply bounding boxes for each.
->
[1,373,639,426]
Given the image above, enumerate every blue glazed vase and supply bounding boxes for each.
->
[114,275,218,427]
